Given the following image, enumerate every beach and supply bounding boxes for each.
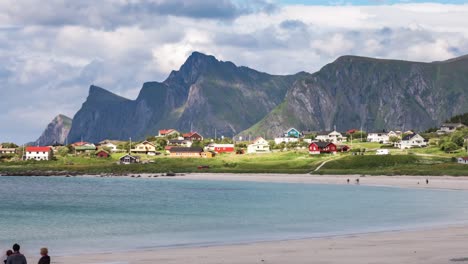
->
[32,174,467,264]
[49,224,468,264]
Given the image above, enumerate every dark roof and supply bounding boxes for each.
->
[169,139,185,144]
[119,154,140,160]
[402,134,416,141]
[170,147,204,153]
[312,142,335,148]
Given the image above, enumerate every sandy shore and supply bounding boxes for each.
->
[29,174,468,263]
[48,225,468,264]
[158,173,468,190]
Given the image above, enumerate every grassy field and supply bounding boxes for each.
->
[1,143,466,176]
[0,150,337,175]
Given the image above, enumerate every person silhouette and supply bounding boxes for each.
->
[6,244,27,264]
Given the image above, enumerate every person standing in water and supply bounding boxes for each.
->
[37,248,50,264]
[426,179,429,184]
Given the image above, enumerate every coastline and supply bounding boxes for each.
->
[171,173,468,191]
[49,224,468,264]
[10,173,468,264]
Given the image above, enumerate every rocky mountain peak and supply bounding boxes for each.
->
[32,114,72,146]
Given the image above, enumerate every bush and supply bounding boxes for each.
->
[441,142,459,153]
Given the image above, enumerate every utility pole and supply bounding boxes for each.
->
[129,137,132,154]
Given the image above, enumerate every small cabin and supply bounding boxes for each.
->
[119,154,140,164]
[96,150,110,158]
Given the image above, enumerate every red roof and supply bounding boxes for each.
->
[72,141,91,146]
[159,129,175,135]
[165,146,173,150]
[26,146,51,152]
[461,157,468,161]
[183,132,195,137]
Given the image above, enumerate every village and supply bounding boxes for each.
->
[1,122,468,169]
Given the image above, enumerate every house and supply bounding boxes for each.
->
[395,134,427,149]
[168,139,193,147]
[72,142,96,154]
[119,154,140,164]
[25,146,53,161]
[315,131,347,143]
[99,141,119,152]
[201,151,216,158]
[247,137,270,154]
[283,128,302,138]
[169,147,204,158]
[458,157,468,164]
[274,137,299,144]
[131,141,157,155]
[367,131,390,144]
[206,143,235,153]
[183,132,203,141]
[387,131,401,138]
[158,129,179,137]
[308,142,337,155]
[0,148,16,154]
[437,123,466,135]
[337,145,350,152]
[96,150,110,158]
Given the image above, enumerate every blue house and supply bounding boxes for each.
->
[284,128,302,138]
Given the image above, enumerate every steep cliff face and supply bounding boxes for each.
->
[67,52,298,142]
[239,56,468,138]
[33,114,72,145]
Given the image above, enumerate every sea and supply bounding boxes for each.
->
[1,176,468,256]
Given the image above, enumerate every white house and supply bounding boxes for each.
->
[25,146,53,161]
[437,123,466,135]
[0,148,16,154]
[458,157,468,164]
[367,132,390,144]
[316,131,347,143]
[274,137,299,145]
[395,134,427,149]
[100,141,118,152]
[247,137,270,154]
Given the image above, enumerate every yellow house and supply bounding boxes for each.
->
[131,141,157,155]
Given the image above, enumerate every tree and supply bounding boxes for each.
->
[1,142,18,148]
[304,134,316,140]
[441,142,459,153]
[451,134,465,147]
[268,141,276,150]
[155,138,167,150]
[57,147,70,157]
[389,136,400,145]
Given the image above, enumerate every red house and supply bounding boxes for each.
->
[207,144,234,153]
[96,150,110,158]
[309,142,337,155]
[183,132,203,141]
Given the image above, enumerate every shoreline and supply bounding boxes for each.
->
[49,223,468,264]
[8,173,468,264]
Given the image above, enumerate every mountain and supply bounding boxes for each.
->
[67,52,302,142]
[67,52,468,142]
[239,55,468,138]
[33,114,72,146]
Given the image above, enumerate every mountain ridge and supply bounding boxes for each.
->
[64,52,468,142]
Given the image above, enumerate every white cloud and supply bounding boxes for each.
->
[1,2,468,143]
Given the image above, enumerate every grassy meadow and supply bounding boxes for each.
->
[0,143,466,176]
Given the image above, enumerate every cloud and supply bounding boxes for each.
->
[0,0,277,29]
[1,2,468,143]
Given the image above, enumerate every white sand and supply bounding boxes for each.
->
[37,174,468,263]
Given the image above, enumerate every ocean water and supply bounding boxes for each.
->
[1,176,468,256]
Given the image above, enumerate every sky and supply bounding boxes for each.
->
[1,0,468,144]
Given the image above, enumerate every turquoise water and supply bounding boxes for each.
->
[1,176,468,256]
